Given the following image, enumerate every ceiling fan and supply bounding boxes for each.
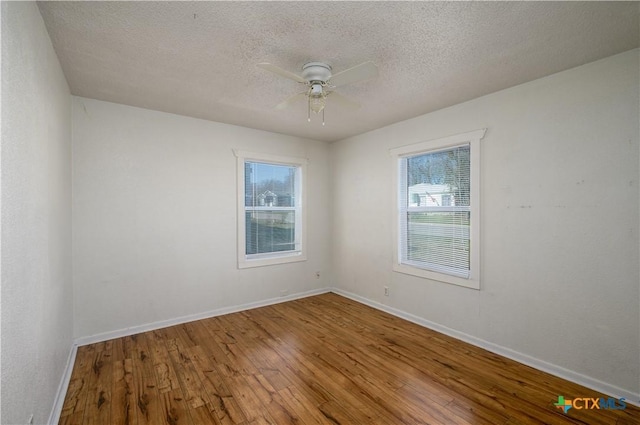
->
[257,61,378,125]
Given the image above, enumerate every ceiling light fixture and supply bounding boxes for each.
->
[308,83,326,125]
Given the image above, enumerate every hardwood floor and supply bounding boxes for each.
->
[59,293,639,425]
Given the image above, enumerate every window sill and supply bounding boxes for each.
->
[238,252,307,269]
[392,263,480,290]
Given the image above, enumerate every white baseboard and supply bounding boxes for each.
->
[48,343,78,425]
[330,287,640,408]
[74,287,331,347]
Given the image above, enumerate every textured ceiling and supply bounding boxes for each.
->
[38,1,639,143]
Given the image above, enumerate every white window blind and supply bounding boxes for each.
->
[399,145,471,278]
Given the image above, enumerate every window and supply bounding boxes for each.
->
[235,150,307,268]
[390,129,485,289]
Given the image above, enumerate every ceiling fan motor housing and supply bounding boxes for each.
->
[310,84,323,97]
[302,62,332,84]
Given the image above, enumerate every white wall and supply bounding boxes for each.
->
[1,2,73,424]
[331,49,640,396]
[72,97,331,339]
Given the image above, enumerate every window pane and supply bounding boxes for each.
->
[401,144,471,277]
[406,146,470,207]
[406,211,470,273]
[246,211,296,255]
[245,162,296,208]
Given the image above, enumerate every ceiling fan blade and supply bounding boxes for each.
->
[257,63,306,83]
[275,92,308,110]
[329,61,378,87]
[327,91,361,110]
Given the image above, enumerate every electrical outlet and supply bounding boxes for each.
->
[384,286,389,296]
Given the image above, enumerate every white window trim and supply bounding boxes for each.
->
[389,129,486,290]
[234,150,308,269]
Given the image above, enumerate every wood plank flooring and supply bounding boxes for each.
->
[59,293,639,425]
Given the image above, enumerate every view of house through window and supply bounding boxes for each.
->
[401,145,471,277]
[244,161,299,256]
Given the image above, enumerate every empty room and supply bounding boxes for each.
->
[2,1,639,424]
